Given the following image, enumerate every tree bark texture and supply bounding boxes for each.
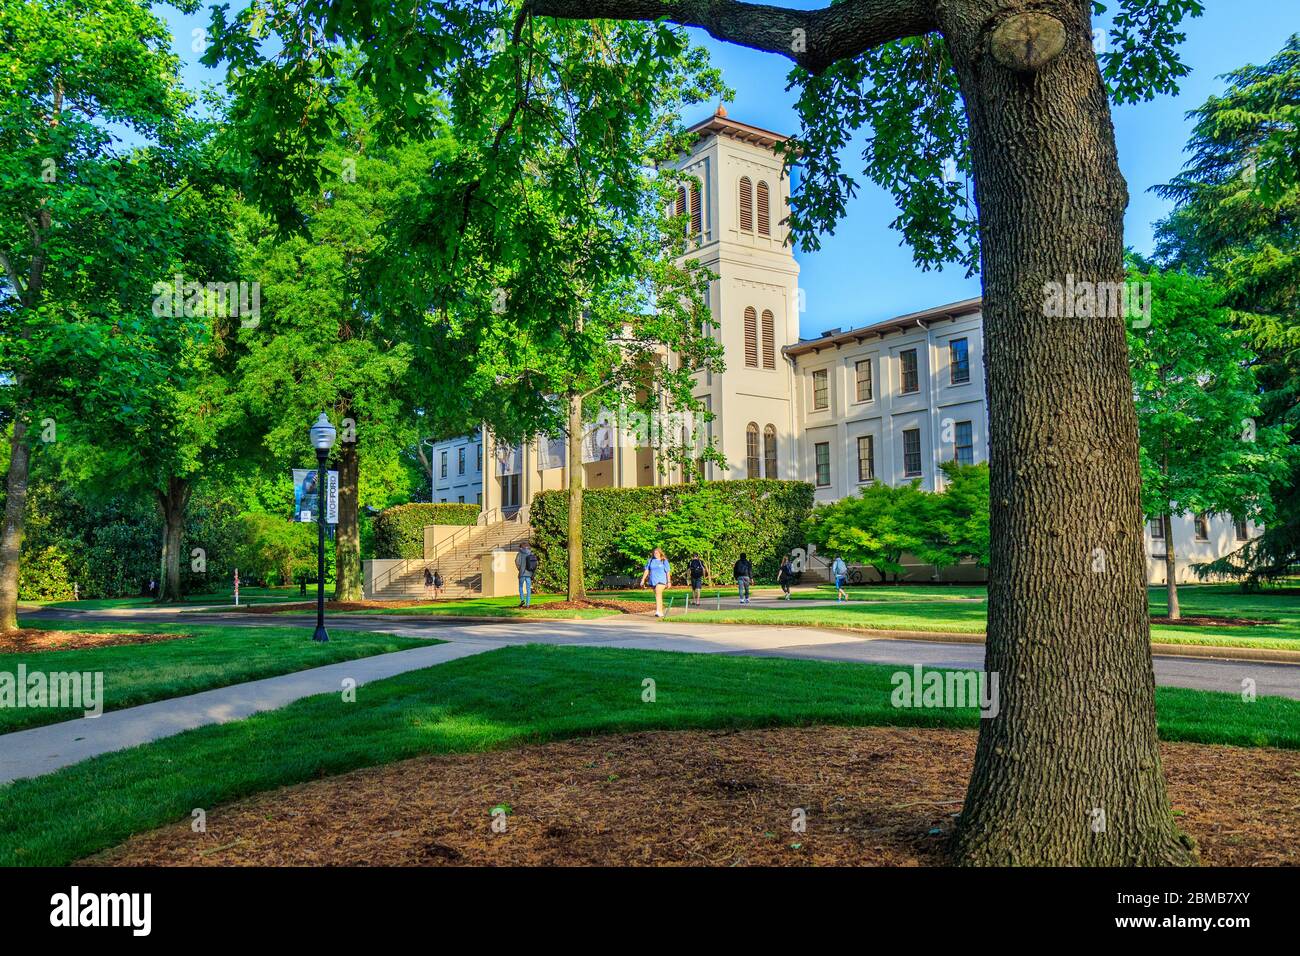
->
[941,1,1193,864]
[0,417,32,632]
[1163,511,1180,621]
[567,390,587,601]
[334,441,363,601]
[157,477,190,603]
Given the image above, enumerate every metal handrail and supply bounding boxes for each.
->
[369,508,530,595]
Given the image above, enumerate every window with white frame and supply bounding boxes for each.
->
[902,428,922,477]
[900,349,919,394]
[855,359,872,403]
[857,435,875,483]
[949,338,970,385]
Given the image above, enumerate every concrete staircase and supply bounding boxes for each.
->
[366,518,532,601]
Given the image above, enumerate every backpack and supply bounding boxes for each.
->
[525,552,539,573]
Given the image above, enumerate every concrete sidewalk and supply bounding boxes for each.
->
[0,640,500,785]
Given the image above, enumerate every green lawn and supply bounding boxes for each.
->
[0,620,434,733]
[0,642,1294,866]
[672,583,1300,650]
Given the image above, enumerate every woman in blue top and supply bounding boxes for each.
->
[639,547,672,619]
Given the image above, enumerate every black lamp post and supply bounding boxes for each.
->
[309,412,337,642]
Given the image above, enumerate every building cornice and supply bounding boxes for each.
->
[784,296,982,358]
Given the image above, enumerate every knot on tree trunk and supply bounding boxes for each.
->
[988,12,1067,72]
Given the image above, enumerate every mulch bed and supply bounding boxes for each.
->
[0,630,190,654]
[1149,615,1274,627]
[81,726,1300,867]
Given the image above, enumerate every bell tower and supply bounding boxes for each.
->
[671,107,801,480]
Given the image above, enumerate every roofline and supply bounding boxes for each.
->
[784,296,984,357]
[685,113,790,149]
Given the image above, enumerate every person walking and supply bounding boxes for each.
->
[516,544,538,607]
[687,553,706,607]
[778,553,795,600]
[831,554,849,603]
[639,547,672,618]
[733,552,753,605]
[424,566,435,599]
[432,568,444,600]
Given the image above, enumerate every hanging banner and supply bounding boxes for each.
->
[541,435,566,471]
[495,443,522,476]
[293,468,339,524]
[582,414,614,463]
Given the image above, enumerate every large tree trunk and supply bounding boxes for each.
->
[944,4,1194,864]
[0,416,32,633]
[1163,511,1180,621]
[156,477,190,603]
[566,390,586,601]
[334,441,362,601]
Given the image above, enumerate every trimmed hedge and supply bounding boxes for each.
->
[373,503,480,559]
[530,479,815,591]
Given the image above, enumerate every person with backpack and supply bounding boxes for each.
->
[687,553,706,607]
[831,554,849,603]
[733,552,753,605]
[424,566,435,599]
[778,554,795,600]
[516,544,538,607]
[639,547,672,618]
[432,568,444,600]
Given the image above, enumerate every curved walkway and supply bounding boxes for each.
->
[4,606,1298,786]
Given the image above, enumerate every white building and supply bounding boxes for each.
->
[428,109,1251,585]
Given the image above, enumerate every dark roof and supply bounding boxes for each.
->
[785,296,983,357]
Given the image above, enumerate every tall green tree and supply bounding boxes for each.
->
[1128,267,1291,618]
[915,461,991,571]
[205,0,1209,864]
[230,76,452,601]
[1154,36,1300,588]
[0,0,204,627]
[361,16,724,600]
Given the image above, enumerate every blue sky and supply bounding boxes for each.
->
[161,1,1295,338]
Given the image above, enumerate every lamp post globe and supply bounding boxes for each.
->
[310,412,336,642]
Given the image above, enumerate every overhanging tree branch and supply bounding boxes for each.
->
[523,0,937,73]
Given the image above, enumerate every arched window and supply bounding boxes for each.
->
[761,308,775,369]
[763,425,778,478]
[743,307,758,367]
[756,181,771,236]
[738,176,754,232]
[690,185,702,236]
[746,423,760,479]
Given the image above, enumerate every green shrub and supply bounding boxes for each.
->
[804,462,990,581]
[530,479,815,591]
[373,502,480,558]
